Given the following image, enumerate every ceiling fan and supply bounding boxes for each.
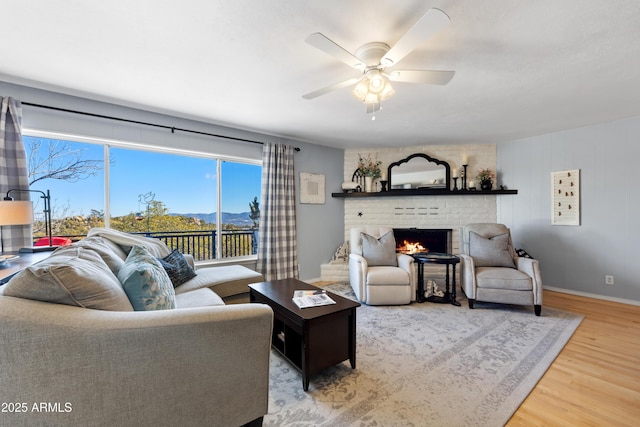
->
[302,8,455,116]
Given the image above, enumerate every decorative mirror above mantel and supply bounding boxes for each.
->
[388,153,451,191]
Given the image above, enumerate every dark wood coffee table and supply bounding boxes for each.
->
[249,278,360,391]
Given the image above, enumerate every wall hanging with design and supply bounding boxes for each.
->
[299,172,325,204]
[551,169,580,225]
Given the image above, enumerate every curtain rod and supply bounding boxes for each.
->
[22,102,300,151]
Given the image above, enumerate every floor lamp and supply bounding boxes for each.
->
[2,189,56,253]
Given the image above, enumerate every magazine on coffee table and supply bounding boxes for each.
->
[292,289,336,309]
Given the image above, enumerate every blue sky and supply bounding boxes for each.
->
[25,137,262,217]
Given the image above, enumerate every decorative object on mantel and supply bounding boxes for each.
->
[357,153,382,192]
[476,168,495,191]
[468,180,476,191]
[452,167,459,191]
[461,152,469,190]
[299,172,325,204]
[552,169,580,226]
[388,153,451,191]
[341,181,361,193]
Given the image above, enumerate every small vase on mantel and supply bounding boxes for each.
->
[480,180,493,191]
[365,176,374,192]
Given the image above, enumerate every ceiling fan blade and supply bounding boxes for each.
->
[387,70,455,85]
[381,8,451,67]
[302,77,363,100]
[305,33,365,70]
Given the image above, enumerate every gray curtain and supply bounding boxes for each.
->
[256,143,298,280]
[0,97,32,251]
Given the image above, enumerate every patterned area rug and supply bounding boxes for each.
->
[264,283,583,427]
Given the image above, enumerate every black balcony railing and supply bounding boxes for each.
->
[34,229,258,261]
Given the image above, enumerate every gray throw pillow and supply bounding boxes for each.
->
[469,231,516,268]
[4,247,133,311]
[361,231,397,266]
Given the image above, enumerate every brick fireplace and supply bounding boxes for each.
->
[320,143,499,283]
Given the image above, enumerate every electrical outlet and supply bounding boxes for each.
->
[605,275,614,285]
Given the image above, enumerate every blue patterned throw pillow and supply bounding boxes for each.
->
[117,245,176,311]
[158,249,197,287]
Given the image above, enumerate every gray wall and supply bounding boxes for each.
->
[497,116,640,304]
[0,81,344,280]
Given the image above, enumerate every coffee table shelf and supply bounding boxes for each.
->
[249,278,360,391]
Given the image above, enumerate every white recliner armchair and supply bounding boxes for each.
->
[349,226,415,305]
[459,223,542,316]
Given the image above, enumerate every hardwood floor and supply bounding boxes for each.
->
[507,290,640,426]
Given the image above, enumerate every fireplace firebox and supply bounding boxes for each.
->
[393,228,452,255]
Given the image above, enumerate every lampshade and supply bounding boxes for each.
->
[0,200,34,226]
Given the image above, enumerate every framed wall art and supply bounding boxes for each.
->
[551,169,580,225]
[299,172,325,204]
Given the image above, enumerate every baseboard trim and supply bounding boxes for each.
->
[544,286,640,307]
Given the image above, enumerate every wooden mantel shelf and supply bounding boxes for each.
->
[331,189,518,198]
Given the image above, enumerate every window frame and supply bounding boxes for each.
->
[22,129,262,261]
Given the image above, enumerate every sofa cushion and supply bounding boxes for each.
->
[361,231,397,267]
[117,245,176,311]
[469,231,515,268]
[175,287,225,308]
[3,247,133,311]
[158,249,197,287]
[64,236,126,274]
[175,265,264,298]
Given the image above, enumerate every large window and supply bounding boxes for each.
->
[23,135,261,261]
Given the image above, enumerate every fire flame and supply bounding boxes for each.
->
[397,240,427,254]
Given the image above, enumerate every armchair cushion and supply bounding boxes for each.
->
[476,267,533,290]
[469,231,515,268]
[3,246,133,311]
[118,245,176,311]
[361,231,397,266]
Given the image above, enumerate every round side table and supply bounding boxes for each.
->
[412,252,461,306]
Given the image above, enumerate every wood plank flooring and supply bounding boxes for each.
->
[507,290,640,426]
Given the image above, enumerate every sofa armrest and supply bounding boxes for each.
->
[349,253,368,302]
[516,257,543,305]
[0,297,273,427]
[458,254,477,300]
[397,254,416,298]
[183,253,196,269]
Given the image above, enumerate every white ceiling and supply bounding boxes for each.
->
[2,0,640,149]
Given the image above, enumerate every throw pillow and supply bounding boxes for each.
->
[361,231,397,266]
[117,245,176,311]
[3,247,133,311]
[468,231,516,268]
[158,249,197,287]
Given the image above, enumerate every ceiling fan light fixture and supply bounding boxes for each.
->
[352,69,395,107]
[352,79,370,101]
[379,81,395,101]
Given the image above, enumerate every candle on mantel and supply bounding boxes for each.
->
[452,168,458,178]
[462,153,469,165]
[469,180,475,188]
[380,170,387,180]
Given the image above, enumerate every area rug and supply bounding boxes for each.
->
[263,283,583,427]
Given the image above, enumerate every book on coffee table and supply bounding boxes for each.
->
[292,290,336,309]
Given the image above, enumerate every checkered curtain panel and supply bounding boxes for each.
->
[0,97,32,252]
[256,143,299,280]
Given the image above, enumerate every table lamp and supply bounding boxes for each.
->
[1,189,55,253]
[0,199,34,253]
